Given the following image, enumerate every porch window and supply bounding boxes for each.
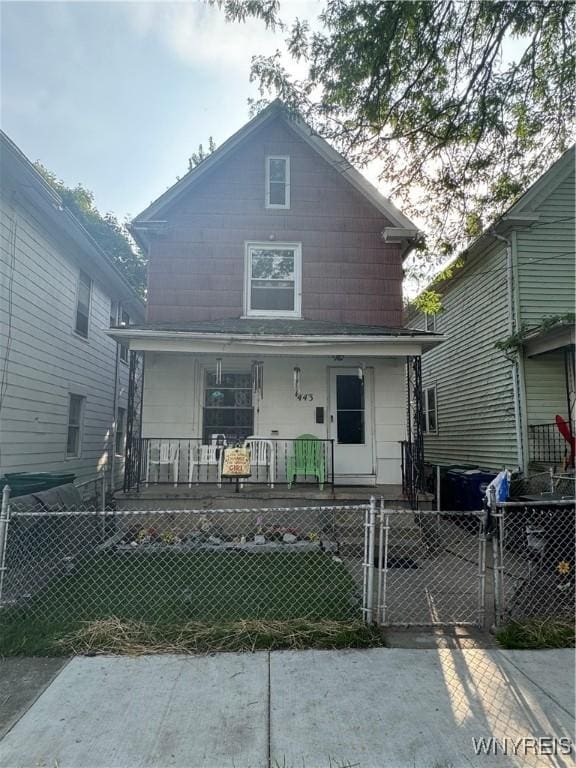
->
[203,372,254,444]
[66,394,85,457]
[115,406,126,456]
[265,156,290,209]
[423,386,437,434]
[245,243,302,317]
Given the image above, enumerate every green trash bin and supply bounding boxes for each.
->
[2,472,76,497]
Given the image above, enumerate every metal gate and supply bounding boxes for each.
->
[362,498,487,627]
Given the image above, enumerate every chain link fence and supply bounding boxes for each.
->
[493,500,576,623]
[366,506,487,627]
[0,498,373,653]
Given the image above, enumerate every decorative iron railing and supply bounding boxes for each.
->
[528,423,570,466]
[125,437,335,491]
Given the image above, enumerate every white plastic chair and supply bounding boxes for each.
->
[242,437,275,488]
[145,440,180,487]
[189,444,222,487]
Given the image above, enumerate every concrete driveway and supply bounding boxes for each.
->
[0,648,574,768]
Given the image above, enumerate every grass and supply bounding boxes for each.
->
[496,618,575,649]
[0,550,382,655]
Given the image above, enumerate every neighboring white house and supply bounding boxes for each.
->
[0,131,145,489]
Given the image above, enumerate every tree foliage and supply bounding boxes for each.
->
[35,163,147,298]
[217,0,575,281]
[188,136,217,170]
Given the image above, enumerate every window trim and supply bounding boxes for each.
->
[265,155,290,209]
[74,270,92,339]
[244,241,302,318]
[423,385,438,435]
[66,393,85,458]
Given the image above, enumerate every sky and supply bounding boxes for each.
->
[1,0,325,221]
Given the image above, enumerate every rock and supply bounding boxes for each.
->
[282,533,297,543]
[208,535,222,545]
[254,534,266,544]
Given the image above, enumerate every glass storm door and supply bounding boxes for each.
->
[329,368,374,478]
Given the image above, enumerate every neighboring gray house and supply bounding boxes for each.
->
[0,131,145,489]
[408,146,575,473]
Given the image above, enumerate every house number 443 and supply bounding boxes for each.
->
[295,393,314,401]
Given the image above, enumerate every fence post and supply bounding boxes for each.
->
[0,485,12,606]
[363,496,377,624]
[380,500,390,626]
[376,498,384,626]
[489,487,503,626]
[477,515,487,628]
[436,465,441,511]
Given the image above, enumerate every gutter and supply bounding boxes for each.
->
[105,328,444,346]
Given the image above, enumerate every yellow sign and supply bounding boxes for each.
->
[221,447,252,478]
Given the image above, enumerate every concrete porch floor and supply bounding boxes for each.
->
[114,483,433,509]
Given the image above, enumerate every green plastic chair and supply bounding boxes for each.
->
[287,434,326,490]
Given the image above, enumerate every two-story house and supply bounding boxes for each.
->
[0,131,145,491]
[111,102,441,492]
[408,146,575,474]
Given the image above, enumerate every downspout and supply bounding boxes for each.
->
[491,232,525,471]
[110,341,121,492]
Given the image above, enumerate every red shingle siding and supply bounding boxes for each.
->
[147,117,404,325]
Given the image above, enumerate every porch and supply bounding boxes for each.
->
[109,318,442,501]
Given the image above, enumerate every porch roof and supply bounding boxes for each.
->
[107,318,443,356]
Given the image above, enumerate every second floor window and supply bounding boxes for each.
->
[75,270,92,338]
[245,243,302,317]
[425,313,436,332]
[266,156,290,209]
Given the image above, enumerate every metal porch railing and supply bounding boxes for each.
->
[125,437,335,492]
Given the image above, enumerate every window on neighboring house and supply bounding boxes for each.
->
[119,309,130,363]
[245,243,302,317]
[66,394,85,457]
[115,406,126,456]
[75,271,92,337]
[265,156,290,209]
[423,386,437,434]
[425,313,436,332]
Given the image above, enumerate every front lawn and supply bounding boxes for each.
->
[0,550,381,655]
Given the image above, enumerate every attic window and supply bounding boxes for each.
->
[265,156,290,209]
[425,313,436,332]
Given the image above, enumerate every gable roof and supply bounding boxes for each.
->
[132,100,417,236]
[406,144,575,318]
[0,130,145,319]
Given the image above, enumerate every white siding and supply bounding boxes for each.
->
[0,191,131,489]
[141,352,407,485]
[414,244,519,470]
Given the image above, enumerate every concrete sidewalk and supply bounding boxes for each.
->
[0,648,574,768]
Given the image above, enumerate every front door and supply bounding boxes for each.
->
[329,367,374,481]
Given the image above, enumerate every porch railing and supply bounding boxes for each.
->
[126,438,335,492]
[528,423,570,466]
